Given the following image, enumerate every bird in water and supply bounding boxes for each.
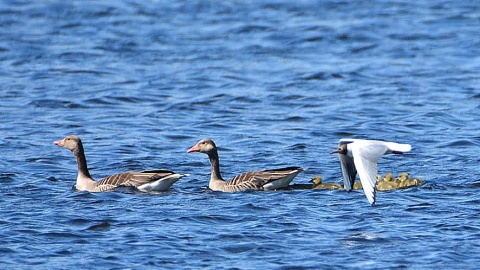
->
[331,138,411,205]
[310,176,343,189]
[396,172,423,189]
[187,138,305,192]
[54,135,187,192]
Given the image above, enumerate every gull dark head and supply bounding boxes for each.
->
[330,144,348,155]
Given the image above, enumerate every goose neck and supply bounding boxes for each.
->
[72,142,93,181]
[207,149,223,182]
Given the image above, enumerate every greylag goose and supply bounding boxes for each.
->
[187,138,305,192]
[331,138,411,205]
[54,135,187,192]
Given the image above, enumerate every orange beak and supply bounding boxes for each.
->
[54,139,65,147]
[187,144,200,153]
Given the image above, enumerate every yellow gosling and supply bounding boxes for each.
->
[384,173,395,182]
[398,177,423,189]
[292,173,422,191]
[353,181,363,190]
[311,176,343,190]
[397,172,409,182]
[377,180,397,191]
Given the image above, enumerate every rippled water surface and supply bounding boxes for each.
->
[1,0,480,269]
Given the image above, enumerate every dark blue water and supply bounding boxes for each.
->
[1,0,480,269]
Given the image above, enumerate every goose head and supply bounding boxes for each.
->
[310,176,323,186]
[187,138,217,155]
[54,135,81,152]
[397,172,409,182]
[384,173,395,182]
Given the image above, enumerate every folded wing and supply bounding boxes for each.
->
[95,169,179,192]
[224,167,304,192]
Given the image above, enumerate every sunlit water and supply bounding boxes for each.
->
[1,1,479,269]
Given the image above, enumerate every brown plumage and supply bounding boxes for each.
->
[54,135,187,192]
[187,138,305,192]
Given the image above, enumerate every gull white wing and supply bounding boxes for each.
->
[342,139,411,153]
[351,143,388,205]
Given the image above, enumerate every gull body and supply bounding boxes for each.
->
[331,138,411,205]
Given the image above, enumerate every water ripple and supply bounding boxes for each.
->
[1,0,480,269]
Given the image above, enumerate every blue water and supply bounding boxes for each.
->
[1,0,480,269]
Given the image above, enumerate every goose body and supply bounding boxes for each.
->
[54,135,187,192]
[187,139,305,192]
[331,138,411,205]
